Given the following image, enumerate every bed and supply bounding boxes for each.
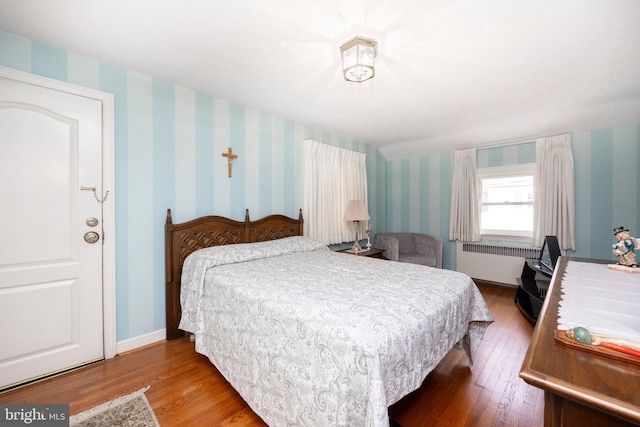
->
[165,209,493,427]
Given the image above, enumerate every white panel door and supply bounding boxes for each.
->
[0,74,105,389]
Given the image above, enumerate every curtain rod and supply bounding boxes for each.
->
[466,132,568,151]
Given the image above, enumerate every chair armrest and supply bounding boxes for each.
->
[374,235,399,261]
[414,235,443,268]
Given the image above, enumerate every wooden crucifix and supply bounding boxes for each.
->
[221,147,238,178]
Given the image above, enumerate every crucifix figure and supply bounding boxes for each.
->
[221,147,238,178]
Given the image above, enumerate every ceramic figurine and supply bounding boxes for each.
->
[612,226,638,268]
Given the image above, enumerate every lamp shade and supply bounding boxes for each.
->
[343,200,370,221]
[339,36,377,83]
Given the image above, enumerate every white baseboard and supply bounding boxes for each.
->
[115,329,166,355]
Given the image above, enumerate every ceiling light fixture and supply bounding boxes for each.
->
[339,36,377,83]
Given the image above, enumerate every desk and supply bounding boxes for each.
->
[519,257,640,426]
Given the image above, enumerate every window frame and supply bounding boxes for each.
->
[476,163,535,240]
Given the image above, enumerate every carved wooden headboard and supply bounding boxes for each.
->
[164,208,304,339]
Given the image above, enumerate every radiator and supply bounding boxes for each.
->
[455,241,541,286]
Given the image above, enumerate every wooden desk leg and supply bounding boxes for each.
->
[544,392,563,427]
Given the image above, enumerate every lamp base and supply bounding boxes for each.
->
[349,240,363,253]
[347,219,365,253]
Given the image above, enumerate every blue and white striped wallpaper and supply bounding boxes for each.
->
[2,29,638,342]
[0,30,387,341]
[386,131,640,269]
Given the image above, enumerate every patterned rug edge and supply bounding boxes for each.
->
[69,386,159,426]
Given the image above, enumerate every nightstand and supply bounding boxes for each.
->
[337,248,387,259]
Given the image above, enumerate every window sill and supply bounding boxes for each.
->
[480,233,533,243]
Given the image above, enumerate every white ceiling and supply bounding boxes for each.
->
[1,0,639,159]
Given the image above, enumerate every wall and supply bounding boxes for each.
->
[386,128,640,269]
[573,127,640,259]
[4,27,638,341]
[0,30,388,342]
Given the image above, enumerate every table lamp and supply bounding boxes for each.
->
[343,199,370,252]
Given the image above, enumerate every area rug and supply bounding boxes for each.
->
[70,386,160,426]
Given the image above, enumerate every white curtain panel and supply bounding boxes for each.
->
[533,134,576,250]
[449,148,480,242]
[303,140,368,245]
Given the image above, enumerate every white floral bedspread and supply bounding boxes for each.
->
[179,236,493,427]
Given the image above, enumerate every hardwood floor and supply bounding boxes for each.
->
[0,283,543,427]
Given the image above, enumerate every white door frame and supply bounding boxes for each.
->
[0,66,116,359]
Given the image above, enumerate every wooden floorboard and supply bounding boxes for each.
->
[0,282,543,427]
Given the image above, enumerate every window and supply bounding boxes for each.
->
[477,164,535,238]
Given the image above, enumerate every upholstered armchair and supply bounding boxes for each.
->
[374,233,443,268]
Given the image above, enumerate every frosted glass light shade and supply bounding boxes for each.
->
[339,36,377,83]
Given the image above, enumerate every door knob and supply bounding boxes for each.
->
[84,231,100,244]
[86,217,99,227]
